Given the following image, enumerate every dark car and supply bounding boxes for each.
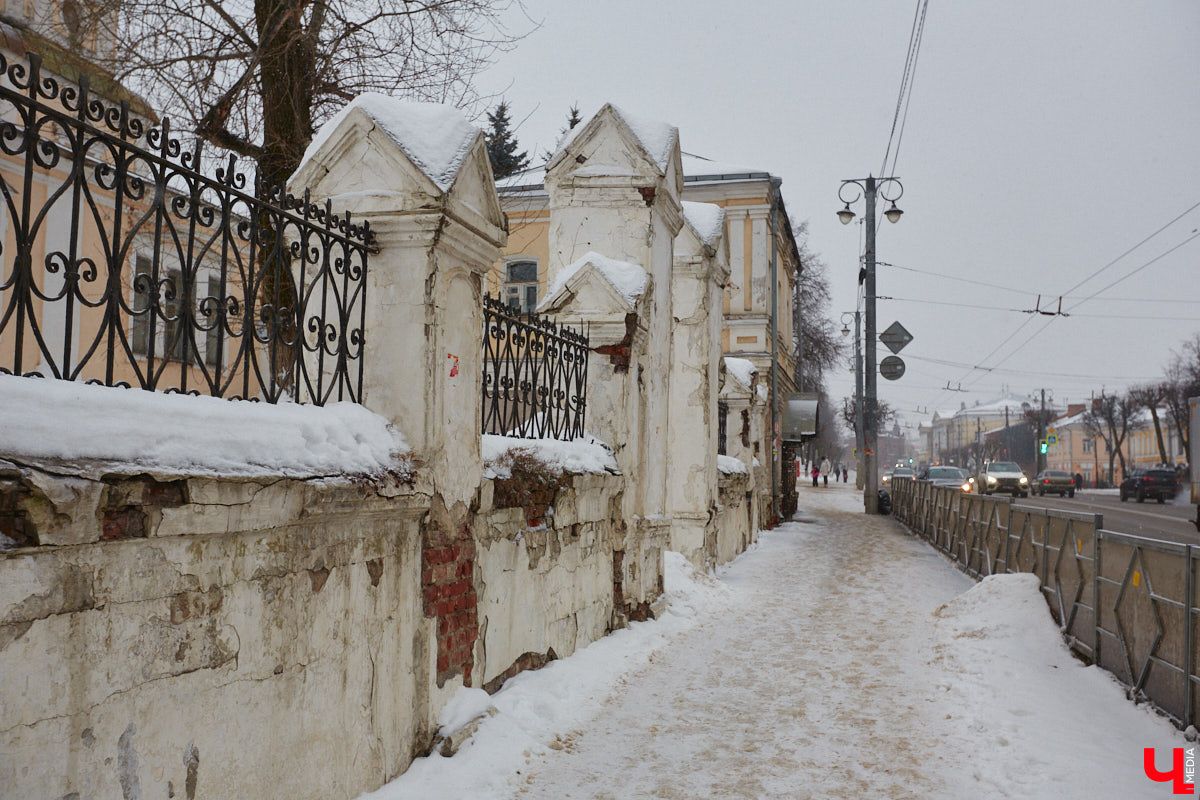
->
[1034,470,1075,497]
[919,466,972,492]
[1120,468,1180,503]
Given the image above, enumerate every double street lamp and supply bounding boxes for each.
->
[836,176,904,514]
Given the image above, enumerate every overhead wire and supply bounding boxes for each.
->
[912,202,1200,410]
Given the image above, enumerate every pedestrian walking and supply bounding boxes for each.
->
[1074,472,1083,492]
[811,463,819,488]
[842,465,848,483]
[820,456,832,487]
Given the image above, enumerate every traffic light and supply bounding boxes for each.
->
[1039,440,1048,454]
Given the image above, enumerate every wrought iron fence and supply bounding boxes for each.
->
[481,294,588,440]
[891,479,1200,730]
[717,401,728,455]
[0,52,371,404]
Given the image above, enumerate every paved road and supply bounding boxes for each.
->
[1015,490,1199,545]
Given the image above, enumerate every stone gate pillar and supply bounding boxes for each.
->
[289,97,507,506]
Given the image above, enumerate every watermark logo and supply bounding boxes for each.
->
[1144,748,1196,795]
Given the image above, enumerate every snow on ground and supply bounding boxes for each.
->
[0,374,408,478]
[364,484,1188,800]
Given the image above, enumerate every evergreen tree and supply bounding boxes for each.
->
[565,104,582,132]
[485,101,529,180]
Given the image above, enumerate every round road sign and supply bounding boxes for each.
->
[879,355,906,381]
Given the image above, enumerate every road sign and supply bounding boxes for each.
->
[880,321,913,354]
[879,355,906,380]
[1047,433,1058,445]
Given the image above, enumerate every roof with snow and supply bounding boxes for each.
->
[297,94,479,192]
[539,251,648,311]
[723,357,758,391]
[551,104,678,173]
[682,201,726,246]
[497,151,779,196]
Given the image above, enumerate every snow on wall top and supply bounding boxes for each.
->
[296,93,479,192]
[682,201,726,246]
[481,434,618,479]
[723,357,758,390]
[540,251,648,310]
[551,104,677,172]
[717,454,748,475]
[0,375,409,479]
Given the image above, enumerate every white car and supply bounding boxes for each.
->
[978,461,1029,498]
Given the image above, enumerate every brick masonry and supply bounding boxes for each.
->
[422,508,478,687]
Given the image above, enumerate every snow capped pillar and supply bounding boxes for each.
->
[539,104,684,615]
[290,95,507,506]
[669,202,730,563]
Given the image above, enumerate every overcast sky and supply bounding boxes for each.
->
[474,0,1200,437]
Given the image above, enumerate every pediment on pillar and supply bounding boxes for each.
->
[288,95,505,238]
[545,103,683,197]
[538,251,649,318]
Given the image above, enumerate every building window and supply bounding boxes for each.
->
[1083,439,1094,454]
[504,260,538,314]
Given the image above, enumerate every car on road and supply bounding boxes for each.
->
[881,467,914,486]
[1119,467,1180,504]
[918,466,972,492]
[977,461,1029,497]
[1033,469,1075,497]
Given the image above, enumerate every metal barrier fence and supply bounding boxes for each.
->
[0,52,371,404]
[481,294,588,440]
[891,478,1200,729]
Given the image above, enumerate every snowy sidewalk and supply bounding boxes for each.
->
[368,483,1189,800]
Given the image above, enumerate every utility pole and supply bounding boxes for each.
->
[1037,388,1047,474]
[837,175,903,514]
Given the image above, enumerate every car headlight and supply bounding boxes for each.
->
[987,475,997,484]
[1019,476,1028,484]
[961,482,971,492]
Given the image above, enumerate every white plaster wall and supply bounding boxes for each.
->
[0,474,429,800]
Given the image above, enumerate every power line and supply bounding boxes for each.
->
[886,0,930,177]
[1061,200,1200,297]
[880,1,922,175]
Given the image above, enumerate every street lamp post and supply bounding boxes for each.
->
[837,175,904,514]
[840,311,865,489]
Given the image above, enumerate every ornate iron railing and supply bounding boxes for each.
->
[0,52,371,403]
[891,479,1200,730]
[717,401,728,455]
[481,294,588,440]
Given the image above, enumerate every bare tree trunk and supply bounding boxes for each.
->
[1149,406,1169,464]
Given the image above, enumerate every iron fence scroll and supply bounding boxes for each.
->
[482,294,588,440]
[0,51,371,404]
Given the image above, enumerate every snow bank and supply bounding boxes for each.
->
[717,454,747,475]
[481,434,618,479]
[297,94,478,191]
[682,201,725,246]
[723,356,757,390]
[931,572,1186,798]
[539,251,648,310]
[360,552,729,799]
[0,375,408,478]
